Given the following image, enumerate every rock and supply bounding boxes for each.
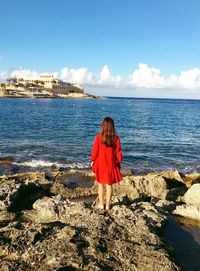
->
[0,157,14,164]
[183,183,200,205]
[0,172,52,212]
[60,172,94,189]
[160,170,184,183]
[52,170,186,203]
[121,168,133,176]
[0,200,7,211]
[176,215,200,228]
[24,195,93,223]
[1,196,179,271]
[0,211,15,223]
[0,170,188,270]
[182,172,200,187]
[51,173,97,199]
[173,204,200,221]
[155,199,177,214]
[116,174,169,200]
[173,183,200,221]
[166,186,187,201]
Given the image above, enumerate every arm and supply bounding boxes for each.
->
[90,135,99,162]
[116,136,123,163]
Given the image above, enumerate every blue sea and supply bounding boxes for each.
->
[0,97,200,175]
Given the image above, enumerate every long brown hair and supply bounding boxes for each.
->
[101,117,116,147]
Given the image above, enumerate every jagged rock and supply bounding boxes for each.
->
[183,183,200,205]
[160,170,184,183]
[173,204,200,221]
[51,173,97,199]
[0,172,52,211]
[181,172,200,187]
[173,184,200,221]
[0,195,179,271]
[0,170,191,270]
[116,174,169,200]
[0,211,15,223]
[155,199,177,214]
[0,200,7,211]
[166,186,187,201]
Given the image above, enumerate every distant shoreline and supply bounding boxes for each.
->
[106,96,200,101]
[0,93,97,99]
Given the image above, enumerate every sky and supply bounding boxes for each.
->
[0,0,200,98]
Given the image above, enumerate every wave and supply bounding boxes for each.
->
[14,159,89,169]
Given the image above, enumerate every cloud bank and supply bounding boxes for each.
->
[1,63,200,91]
[129,64,200,90]
[58,65,122,87]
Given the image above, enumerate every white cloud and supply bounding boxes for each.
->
[97,65,122,86]
[129,63,200,90]
[1,64,200,92]
[129,63,166,88]
[178,68,200,89]
[10,68,39,78]
[59,67,94,85]
[59,65,122,87]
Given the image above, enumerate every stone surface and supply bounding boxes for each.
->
[160,170,184,183]
[183,183,200,205]
[115,174,169,200]
[182,172,200,187]
[0,195,179,271]
[0,170,183,271]
[0,172,52,212]
[173,204,200,221]
[0,211,15,223]
[173,183,200,221]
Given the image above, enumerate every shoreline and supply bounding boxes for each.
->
[0,93,97,99]
[0,155,199,177]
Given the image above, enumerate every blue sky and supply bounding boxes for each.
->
[1,0,200,98]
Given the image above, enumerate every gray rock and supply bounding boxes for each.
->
[1,197,179,271]
[0,170,183,271]
[116,174,169,200]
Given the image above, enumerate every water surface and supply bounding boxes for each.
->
[165,216,200,271]
[0,97,200,174]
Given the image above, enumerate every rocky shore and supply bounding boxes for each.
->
[0,92,96,99]
[1,169,200,270]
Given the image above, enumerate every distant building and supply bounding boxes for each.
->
[15,74,84,95]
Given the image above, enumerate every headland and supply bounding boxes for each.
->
[0,74,95,99]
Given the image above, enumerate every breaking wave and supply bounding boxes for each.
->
[14,159,89,169]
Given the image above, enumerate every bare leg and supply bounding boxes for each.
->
[98,183,104,208]
[106,184,112,210]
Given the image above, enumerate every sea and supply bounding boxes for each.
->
[0,97,200,175]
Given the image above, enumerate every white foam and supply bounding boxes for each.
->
[14,159,89,169]
[67,162,89,169]
[14,159,57,167]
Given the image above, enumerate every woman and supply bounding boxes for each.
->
[90,117,123,210]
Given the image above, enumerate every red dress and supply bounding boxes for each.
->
[90,133,123,185]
